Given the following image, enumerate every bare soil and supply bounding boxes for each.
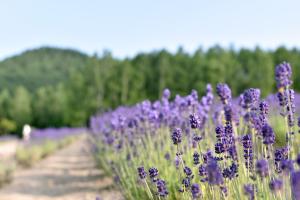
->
[0,136,122,200]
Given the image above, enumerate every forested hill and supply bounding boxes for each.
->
[0,47,89,91]
[1,45,300,135]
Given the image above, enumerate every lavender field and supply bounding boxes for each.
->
[1,1,300,199]
[90,62,300,200]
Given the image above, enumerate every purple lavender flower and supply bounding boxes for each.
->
[224,123,238,161]
[275,61,292,89]
[206,160,223,185]
[193,134,202,143]
[198,164,207,177]
[281,159,294,174]
[277,91,287,109]
[149,167,159,180]
[259,100,269,125]
[193,152,200,165]
[203,150,214,164]
[287,89,296,128]
[274,147,288,173]
[182,177,191,188]
[183,166,193,177]
[191,89,198,101]
[297,154,300,166]
[256,159,269,178]
[223,162,238,179]
[244,184,255,200]
[156,179,168,197]
[171,128,182,145]
[189,114,200,129]
[262,124,275,145]
[215,125,225,142]
[191,183,201,199]
[164,152,171,161]
[137,166,147,179]
[242,134,253,170]
[291,171,300,200]
[163,88,171,99]
[269,178,283,192]
[174,157,180,169]
[215,142,225,154]
[216,83,231,104]
[240,88,261,109]
[224,105,232,122]
[298,116,300,133]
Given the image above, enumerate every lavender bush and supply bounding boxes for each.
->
[90,62,300,200]
[16,127,85,167]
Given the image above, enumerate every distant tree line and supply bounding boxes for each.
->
[0,46,300,135]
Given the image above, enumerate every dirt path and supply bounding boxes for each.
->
[0,136,123,200]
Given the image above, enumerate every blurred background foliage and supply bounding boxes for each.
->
[0,45,300,135]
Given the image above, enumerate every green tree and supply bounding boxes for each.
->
[9,86,32,133]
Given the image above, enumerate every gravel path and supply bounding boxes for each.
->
[0,136,122,200]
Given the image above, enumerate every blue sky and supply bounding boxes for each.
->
[0,0,300,59]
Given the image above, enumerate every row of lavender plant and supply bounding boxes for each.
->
[90,62,300,199]
[30,127,86,141]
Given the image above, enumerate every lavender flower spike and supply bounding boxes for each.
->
[137,166,147,179]
[256,159,269,178]
[156,179,168,197]
[171,128,182,145]
[291,171,300,200]
[191,183,202,199]
[216,83,232,104]
[275,61,292,89]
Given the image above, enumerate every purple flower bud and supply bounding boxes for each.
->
[242,134,253,170]
[274,147,288,173]
[162,88,171,99]
[241,88,261,109]
[215,125,225,142]
[171,128,182,145]
[259,100,269,125]
[262,124,275,145]
[174,157,180,169]
[184,166,193,177]
[244,184,255,200]
[182,177,191,188]
[223,162,238,179]
[216,83,231,104]
[215,142,225,154]
[256,159,269,178]
[191,183,202,199]
[164,152,171,161]
[189,113,200,129]
[193,134,202,143]
[193,152,200,165]
[269,178,283,192]
[198,164,207,176]
[291,171,300,200]
[275,61,292,89]
[191,89,198,101]
[156,179,168,197]
[137,166,147,179]
[149,167,159,180]
[297,154,300,166]
[281,159,294,174]
[206,160,223,185]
